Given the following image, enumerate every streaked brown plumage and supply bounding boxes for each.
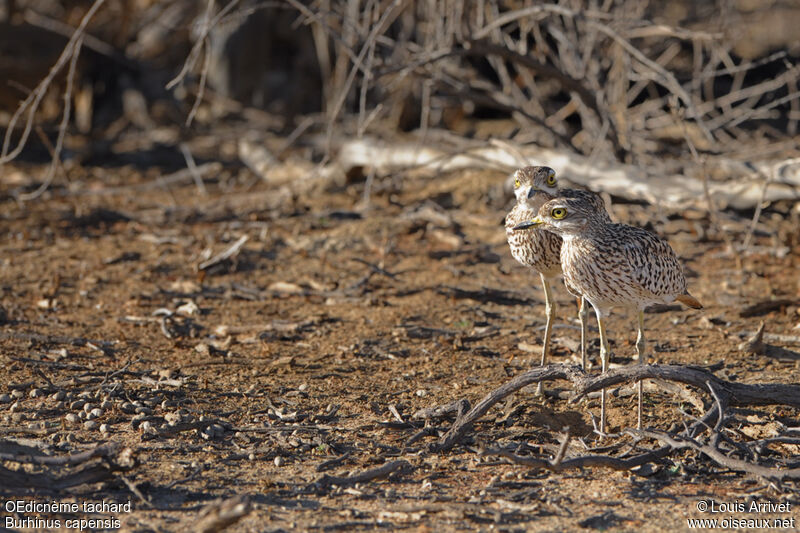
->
[513,195,702,432]
[505,166,611,386]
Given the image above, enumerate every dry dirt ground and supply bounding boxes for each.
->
[1,157,799,532]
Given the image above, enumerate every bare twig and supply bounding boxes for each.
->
[630,429,800,480]
[0,0,105,167]
[180,143,208,195]
[198,235,249,271]
[313,460,411,490]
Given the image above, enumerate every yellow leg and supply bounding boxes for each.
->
[578,297,588,370]
[635,310,646,430]
[595,310,611,435]
[537,274,555,396]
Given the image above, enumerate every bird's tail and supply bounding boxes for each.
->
[676,292,703,309]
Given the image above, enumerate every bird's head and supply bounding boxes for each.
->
[511,166,558,206]
[512,196,599,236]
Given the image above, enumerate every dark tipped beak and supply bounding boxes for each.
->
[527,187,538,199]
[512,219,542,231]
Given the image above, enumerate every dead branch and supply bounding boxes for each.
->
[0,441,135,491]
[16,30,84,201]
[313,460,412,491]
[0,0,105,166]
[426,362,800,453]
[482,403,725,474]
[629,429,800,481]
[198,235,249,271]
[458,39,628,160]
[570,364,800,409]
[432,365,580,452]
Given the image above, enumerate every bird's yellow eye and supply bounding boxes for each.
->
[514,178,521,187]
[551,207,567,219]
[546,170,556,186]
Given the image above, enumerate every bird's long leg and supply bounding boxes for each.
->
[578,297,588,370]
[635,310,646,430]
[537,273,555,396]
[595,309,611,435]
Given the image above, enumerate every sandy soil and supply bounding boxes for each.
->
[1,161,798,531]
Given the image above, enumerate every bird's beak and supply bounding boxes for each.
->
[527,186,539,199]
[513,217,543,231]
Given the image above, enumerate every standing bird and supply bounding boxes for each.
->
[513,196,702,432]
[505,166,611,391]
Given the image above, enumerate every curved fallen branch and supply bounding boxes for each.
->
[430,365,582,452]
[311,460,412,493]
[419,362,800,483]
[570,364,800,409]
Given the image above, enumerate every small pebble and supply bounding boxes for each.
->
[52,391,66,401]
[298,383,308,392]
[84,420,98,430]
[100,400,113,411]
[135,406,152,415]
[140,421,153,432]
[70,400,86,410]
[65,413,79,424]
[29,388,44,398]
[415,389,427,397]
[274,456,284,467]
[0,394,11,404]
[195,343,210,356]
[83,403,94,413]
[120,402,135,414]
[100,423,109,434]
[11,390,24,399]
[90,408,103,418]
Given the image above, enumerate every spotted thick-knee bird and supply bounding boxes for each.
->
[512,195,702,433]
[504,166,611,392]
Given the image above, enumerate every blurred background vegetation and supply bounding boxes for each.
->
[1,0,799,196]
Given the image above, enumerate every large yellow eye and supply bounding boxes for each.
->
[551,207,567,219]
[546,170,557,186]
[514,178,521,187]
